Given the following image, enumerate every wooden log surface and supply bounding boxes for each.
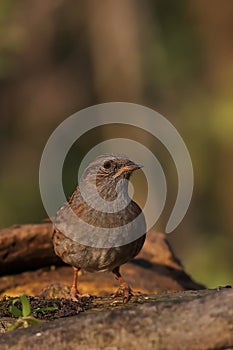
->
[0,224,231,350]
[0,223,62,275]
[0,223,205,295]
[0,288,232,350]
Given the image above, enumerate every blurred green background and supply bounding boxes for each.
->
[0,0,232,287]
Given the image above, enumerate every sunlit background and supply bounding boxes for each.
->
[0,0,232,287]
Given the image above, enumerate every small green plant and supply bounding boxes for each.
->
[7,294,57,331]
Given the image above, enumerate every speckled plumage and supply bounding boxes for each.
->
[52,154,147,301]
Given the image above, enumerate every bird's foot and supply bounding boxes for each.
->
[112,283,134,303]
[69,287,90,301]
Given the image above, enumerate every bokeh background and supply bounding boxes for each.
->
[0,0,232,287]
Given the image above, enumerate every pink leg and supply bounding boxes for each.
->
[112,266,133,303]
[70,267,90,300]
[70,267,79,300]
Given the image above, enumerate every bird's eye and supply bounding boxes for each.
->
[103,160,112,169]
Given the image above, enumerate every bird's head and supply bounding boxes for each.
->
[80,154,143,201]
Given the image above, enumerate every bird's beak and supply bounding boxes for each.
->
[114,161,143,178]
[121,162,143,172]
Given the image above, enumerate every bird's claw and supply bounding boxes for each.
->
[69,287,90,301]
[112,284,133,303]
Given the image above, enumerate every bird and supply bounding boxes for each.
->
[52,154,147,302]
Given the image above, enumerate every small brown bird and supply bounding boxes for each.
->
[53,154,146,302]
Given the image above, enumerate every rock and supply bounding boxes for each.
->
[0,288,232,350]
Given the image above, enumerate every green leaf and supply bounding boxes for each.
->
[12,297,20,304]
[6,322,21,332]
[24,317,43,325]
[6,319,23,332]
[20,294,31,317]
[9,304,22,317]
[23,320,29,328]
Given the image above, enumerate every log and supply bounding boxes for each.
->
[0,224,204,293]
[0,288,232,350]
[0,223,62,275]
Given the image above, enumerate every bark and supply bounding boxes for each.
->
[0,224,204,294]
[0,288,232,350]
[0,223,62,275]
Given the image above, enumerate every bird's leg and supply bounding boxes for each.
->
[70,267,80,300]
[70,267,90,300]
[112,266,133,303]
